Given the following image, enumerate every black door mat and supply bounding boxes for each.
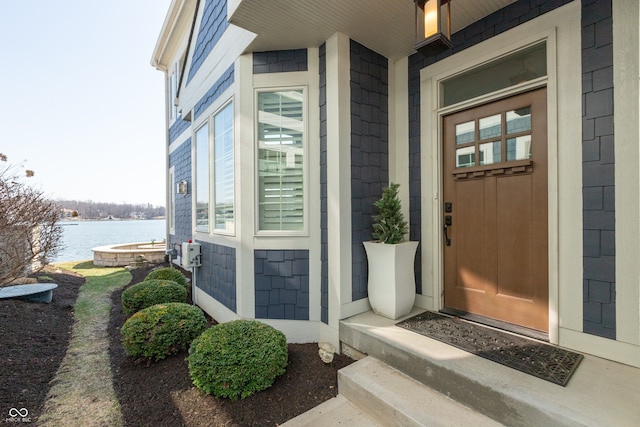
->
[397,311,583,386]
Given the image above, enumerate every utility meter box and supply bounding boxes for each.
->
[181,242,202,268]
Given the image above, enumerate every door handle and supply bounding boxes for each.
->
[444,215,452,246]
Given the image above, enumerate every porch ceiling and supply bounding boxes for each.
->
[228,0,517,60]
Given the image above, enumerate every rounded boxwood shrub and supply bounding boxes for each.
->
[188,320,288,400]
[121,279,187,315]
[121,302,207,361]
[144,267,189,289]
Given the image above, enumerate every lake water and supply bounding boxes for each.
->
[54,219,166,262]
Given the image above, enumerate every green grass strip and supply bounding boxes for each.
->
[39,261,131,427]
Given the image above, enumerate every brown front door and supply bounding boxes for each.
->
[442,88,548,332]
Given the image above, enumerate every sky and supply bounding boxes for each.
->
[0,0,172,206]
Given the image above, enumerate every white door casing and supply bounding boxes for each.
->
[417,1,582,346]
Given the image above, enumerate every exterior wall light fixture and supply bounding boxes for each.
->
[414,0,452,57]
[177,180,188,195]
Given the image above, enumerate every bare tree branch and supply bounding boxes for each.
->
[0,163,63,286]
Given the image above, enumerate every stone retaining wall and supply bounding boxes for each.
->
[92,242,166,267]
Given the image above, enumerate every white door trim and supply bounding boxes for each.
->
[417,1,582,346]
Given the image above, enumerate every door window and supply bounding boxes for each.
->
[453,104,533,170]
[455,121,475,144]
[479,114,501,139]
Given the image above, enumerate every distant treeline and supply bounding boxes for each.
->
[56,199,166,220]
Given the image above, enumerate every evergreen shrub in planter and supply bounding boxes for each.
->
[371,182,408,244]
[363,182,418,320]
[121,302,207,361]
[188,320,288,400]
[121,279,187,315]
[145,267,189,289]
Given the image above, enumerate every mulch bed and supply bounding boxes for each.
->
[0,264,353,426]
[0,265,85,423]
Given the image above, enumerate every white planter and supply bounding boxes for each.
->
[363,241,419,320]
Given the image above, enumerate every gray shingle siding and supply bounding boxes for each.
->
[255,250,310,320]
[582,0,615,339]
[169,116,190,145]
[193,64,234,121]
[187,0,229,84]
[169,139,192,247]
[196,241,236,312]
[350,39,389,302]
[253,49,308,74]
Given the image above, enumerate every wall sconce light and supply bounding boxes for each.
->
[414,0,452,57]
[177,180,188,195]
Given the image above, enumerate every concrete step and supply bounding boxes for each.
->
[339,308,640,426]
[338,356,503,427]
[282,394,380,426]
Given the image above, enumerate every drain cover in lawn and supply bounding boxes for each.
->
[397,311,583,386]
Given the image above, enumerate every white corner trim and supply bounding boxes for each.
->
[325,32,353,328]
[390,57,411,231]
[613,0,640,346]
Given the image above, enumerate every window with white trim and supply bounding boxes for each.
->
[194,122,209,231]
[441,42,547,107]
[169,167,176,234]
[169,61,180,121]
[213,102,234,232]
[194,101,235,234]
[257,89,305,232]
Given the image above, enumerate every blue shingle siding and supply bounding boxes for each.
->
[253,49,308,74]
[319,43,329,324]
[582,0,615,339]
[168,139,192,247]
[196,241,236,312]
[169,116,191,145]
[255,250,310,320]
[350,40,389,302]
[193,64,234,121]
[187,0,229,84]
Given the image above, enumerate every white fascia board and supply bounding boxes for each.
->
[151,0,197,71]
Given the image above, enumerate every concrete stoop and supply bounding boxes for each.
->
[284,308,640,426]
[282,394,379,426]
[284,356,501,427]
[342,356,503,426]
[337,309,640,426]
